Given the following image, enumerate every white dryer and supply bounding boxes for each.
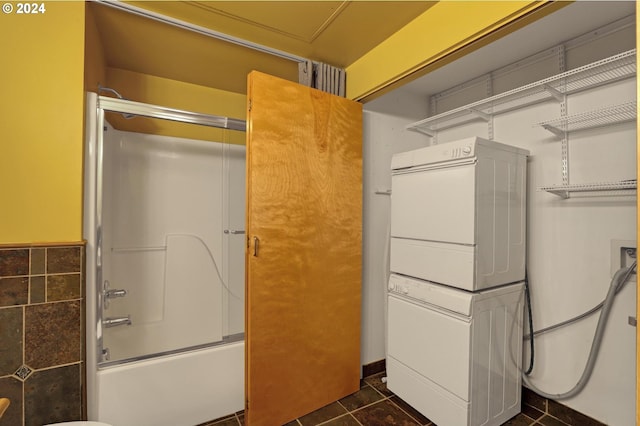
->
[390,136,529,291]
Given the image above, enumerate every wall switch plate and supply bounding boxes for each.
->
[611,239,636,281]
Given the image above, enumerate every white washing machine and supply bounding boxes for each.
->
[387,137,529,426]
[390,136,529,291]
[387,274,524,426]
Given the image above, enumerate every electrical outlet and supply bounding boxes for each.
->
[611,239,637,281]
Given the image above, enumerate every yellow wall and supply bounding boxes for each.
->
[104,68,246,145]
[0,2,85,244]
[0,0,567,245]
[85,2,107,92]
[346,1,565,101]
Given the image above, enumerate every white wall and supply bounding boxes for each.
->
[361,93,429,365]
[495,81,636,426]
[361,14,636,426]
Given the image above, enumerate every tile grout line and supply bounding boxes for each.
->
[531,405,576,426]
[335,398,349,415]
[384,396,428,425]
[28,248,32,306]
[23,250,29,426]
[347,412,364,426]
[22,301,26,426]
[44,248,48,303]
[340,388,427,426]
[313,387,387,426]
[340,386,422,426]
[0,274,32,279]
[313,399,351,426]
[312,412,357,426]
[362,376,389,399]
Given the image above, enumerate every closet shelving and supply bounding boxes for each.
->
[535,101,636,137]
[406,49,636,136]
[535,100,637,198]
[538,181,637,199]
[406,49,637,199]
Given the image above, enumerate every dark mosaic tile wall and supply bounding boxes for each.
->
[0,244,85,426]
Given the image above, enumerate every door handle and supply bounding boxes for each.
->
[253,236,259,257]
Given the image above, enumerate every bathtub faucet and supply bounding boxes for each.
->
[103,315,132,328]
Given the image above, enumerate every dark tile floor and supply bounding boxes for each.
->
[200,372,589,426]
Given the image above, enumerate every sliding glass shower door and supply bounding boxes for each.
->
[96,103,246,365]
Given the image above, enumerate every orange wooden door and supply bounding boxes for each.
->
[245,71,362,426]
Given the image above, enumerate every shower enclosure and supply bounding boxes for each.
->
[84,92,246,426]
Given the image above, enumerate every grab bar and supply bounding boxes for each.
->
[224,230,245,234]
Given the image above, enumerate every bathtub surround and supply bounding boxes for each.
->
[0,244,86,426]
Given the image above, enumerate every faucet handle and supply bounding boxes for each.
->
[103,280,127,310]
[105,288,127,298]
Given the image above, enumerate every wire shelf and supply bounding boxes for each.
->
[539,180,637,198]
[536,101,637,136]
[407,49,636,136]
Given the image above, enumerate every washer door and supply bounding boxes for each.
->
[387,294,472,401]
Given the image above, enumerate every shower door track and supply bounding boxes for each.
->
[99,333,245,369]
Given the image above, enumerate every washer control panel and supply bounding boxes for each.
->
[450,145,474,159]
[388,274,474,316]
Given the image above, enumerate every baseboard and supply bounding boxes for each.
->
[522,387,605,426]
[362,359,386,378]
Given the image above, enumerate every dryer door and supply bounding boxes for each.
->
[391,161,476,245]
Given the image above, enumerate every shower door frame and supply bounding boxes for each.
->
[84,92,246,418]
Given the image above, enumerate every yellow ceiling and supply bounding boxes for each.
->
[127,1,436,67]
[88,1,435,94]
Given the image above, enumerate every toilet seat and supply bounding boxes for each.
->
[44,422,113,426]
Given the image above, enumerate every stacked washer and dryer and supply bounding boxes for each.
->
[387,137,529,426]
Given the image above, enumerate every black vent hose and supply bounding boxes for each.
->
[523,269,534,376]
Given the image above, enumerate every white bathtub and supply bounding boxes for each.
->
[84,93,246,426]
[96,342,244,426]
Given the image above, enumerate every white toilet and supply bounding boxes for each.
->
[44,422,113,426]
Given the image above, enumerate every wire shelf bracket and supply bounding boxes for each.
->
[406,49,636,136]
